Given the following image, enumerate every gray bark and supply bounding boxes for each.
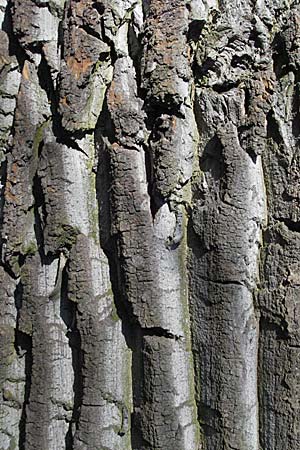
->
[0,1,299,449]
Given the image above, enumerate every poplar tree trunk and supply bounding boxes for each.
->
[0,1,299,449]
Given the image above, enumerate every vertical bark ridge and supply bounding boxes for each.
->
[258,4,300,447]
[188,1,300,449]
[97,31,199,444]
[189,86,267,450]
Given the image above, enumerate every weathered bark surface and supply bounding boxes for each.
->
[0,1,299,449]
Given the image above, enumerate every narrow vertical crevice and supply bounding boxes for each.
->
[144,144,163,220]
[32,172,46,256]
[13,279,31,450]
[2,0,26,69]
[127,22,142,97]
[37,55,56,106]
[60,264,82,450]
[65,325,83,450]
[266,110,282,145]
[271,32,290,80]
[60,262,76,331]
[16,331,32,450]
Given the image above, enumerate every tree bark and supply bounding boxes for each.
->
[0,1,299,449]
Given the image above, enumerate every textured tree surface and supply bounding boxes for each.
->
[0,1,299,449]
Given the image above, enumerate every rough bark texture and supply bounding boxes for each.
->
[0,1,299,449]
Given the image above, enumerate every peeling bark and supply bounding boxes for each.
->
[0,1,299,449]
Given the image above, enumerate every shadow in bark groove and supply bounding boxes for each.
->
[200,135,225,181]
[17,331,32,450]
[272,32,290,80]
[13,279,33,450]
[60,262,76,331]
[32,171,46,257]
[65,327,83,450]
[14,280,32,450]
[2,0,27,69]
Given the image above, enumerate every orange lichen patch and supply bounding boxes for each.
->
[66,56,94,80]
[107,81,124,107]
[6,163,19,185]
[186,45,192,62]
[0,54,10,65]
[47,186,56,193]
[9,163,19,184]
[261,77,275,94]
[74,0,87,16]
[12,163,18,174]
[4,182,20,204]
[162,52,174,66]
[22,62,30,81]
[60,96,69,107]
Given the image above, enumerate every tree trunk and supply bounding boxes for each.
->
[0,1,299,449]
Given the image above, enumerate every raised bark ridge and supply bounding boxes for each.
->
[0,1,299,450]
